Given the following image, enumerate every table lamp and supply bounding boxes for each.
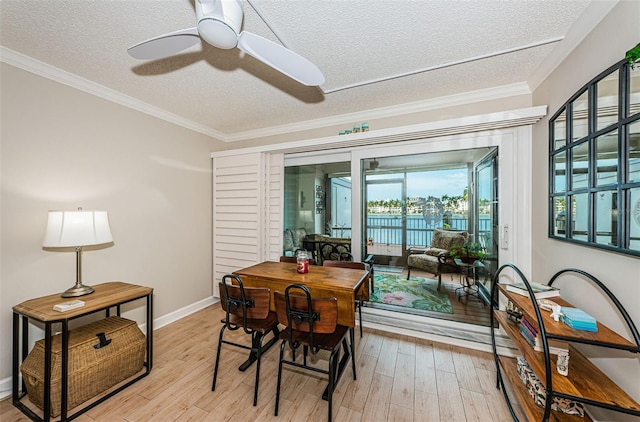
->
[43,208,113,297]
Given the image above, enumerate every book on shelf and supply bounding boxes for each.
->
[561,306,598,332]
[520,316,538,335]
[519,325,569,354]
[504,281,560,299]
[519,316,569,353]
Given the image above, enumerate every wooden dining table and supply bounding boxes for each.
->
[232,260,369,400]
[233,260,369,328]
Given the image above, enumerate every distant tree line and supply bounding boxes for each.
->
[368,191,469,214]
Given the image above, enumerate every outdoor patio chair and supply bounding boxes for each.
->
[406,228,468,290]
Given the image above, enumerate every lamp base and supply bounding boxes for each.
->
[61,284,95,298]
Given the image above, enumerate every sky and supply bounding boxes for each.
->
[367,168,468,201]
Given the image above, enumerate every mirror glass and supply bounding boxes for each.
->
[595,190,617,247]
[629,65,640,116]
[553,197,566,237]
[572,90,589,141]
[597,70,619,131]
[553,151,566,192]
[596,130,618,186]
[571,141,589,189]
[630,120,640,183]
[571,193,589,241]
[553,110,566,150]
[631,187,640,251]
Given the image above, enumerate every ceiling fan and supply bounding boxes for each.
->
[127,0,325,87]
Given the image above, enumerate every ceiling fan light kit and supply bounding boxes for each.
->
[127,0,325,86]
[196,0,242,49]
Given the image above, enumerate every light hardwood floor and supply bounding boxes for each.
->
[1,305,513,422]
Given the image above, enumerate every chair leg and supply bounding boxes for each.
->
[274,341,286,416]
[252,331,265,406]
[212,326,226,391]
[327,350,336,422]
[349,328,357,380]
[303,345,308,366]
[356,300,363,337]
[406,266,412,280]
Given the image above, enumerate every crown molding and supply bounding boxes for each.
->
[0,47,226,140]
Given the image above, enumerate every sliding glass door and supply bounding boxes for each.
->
[283,148,499,275]
[364,172,406,267]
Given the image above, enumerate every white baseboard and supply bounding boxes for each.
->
[152,296,218,330]
[0,378,10,401]
[0,296,219,401]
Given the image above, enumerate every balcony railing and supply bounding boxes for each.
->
[331,215,492,248]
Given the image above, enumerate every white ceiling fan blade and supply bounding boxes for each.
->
[128,28,200,60]
[237,31,325,86]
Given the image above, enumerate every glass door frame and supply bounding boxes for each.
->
[473,150,499,302]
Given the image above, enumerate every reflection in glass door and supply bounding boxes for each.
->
[364,173,406,267]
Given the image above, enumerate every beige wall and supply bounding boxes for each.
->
[532,1,640,419]
[0,63,225,381]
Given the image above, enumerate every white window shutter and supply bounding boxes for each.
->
[211,152,283,297]
[266,153,284,262]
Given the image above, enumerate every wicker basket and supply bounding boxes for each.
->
[20,316,145,417]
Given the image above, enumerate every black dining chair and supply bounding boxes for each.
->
[212,274,279,406]
[322,258,373,337]
[274,284,356,422]
[279,254,316,265]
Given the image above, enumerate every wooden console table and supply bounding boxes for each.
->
[12,282,153,421]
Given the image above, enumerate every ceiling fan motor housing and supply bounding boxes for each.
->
[197,0,243,49]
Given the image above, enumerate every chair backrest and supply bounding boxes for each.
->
[319,242,352,262]
[279,254,316,265]
[274,284,338,352]
[323,259,371,301]
[219,274,271,333]
[431,228,468,250]
[363,254,375,278]
[322,260,365,270]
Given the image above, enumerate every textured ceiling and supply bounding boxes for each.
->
[0,0,608,142]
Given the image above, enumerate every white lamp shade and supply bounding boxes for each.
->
[43,210,113,247]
